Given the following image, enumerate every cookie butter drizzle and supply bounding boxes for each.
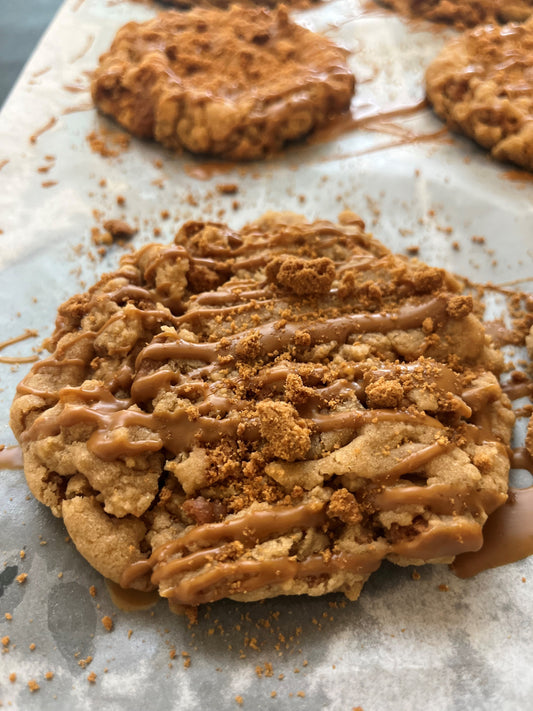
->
[15,219,515,603]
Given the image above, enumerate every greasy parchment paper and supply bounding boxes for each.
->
[1,1,532,709]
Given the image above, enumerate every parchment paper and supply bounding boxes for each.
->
[0,1,532,709]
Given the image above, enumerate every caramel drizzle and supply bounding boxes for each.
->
[29,117,57,144]
[122,500,484,606]
[452,487,533,579]
[136,295,449,368]
[0,329,39,364]
[0,445,23,470]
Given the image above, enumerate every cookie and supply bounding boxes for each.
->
[11,212,514,609]
[376,0,533,29]
[425,19,533,171]
[159,0,318,8]
[91,7,355,160]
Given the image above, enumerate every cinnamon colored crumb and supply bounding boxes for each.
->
[5,614,12,621]
[89,585,96,597]
[128,629,133,639]
[297,691,306,698]
[29,643,36,651]
[102,219,137,241]
[16,573,27,584]
[117,195,126,206]
[412,570,421,581]
[471,236,486,245]
[41,181,57,188]
[45,672,54,681]
[216,183,238,195]
[86,129,130,157]
[101,615,113,631]
[235,696,243,705]
[2,636,10,647]
[87,672,97,684]
[28,679,40,692]
[9,672,16,683]
[406,245,420,255]
[438,584,449,592]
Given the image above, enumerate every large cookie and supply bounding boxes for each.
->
[11,212,514,610]
[376,0,533,29]
[426,19,533,171]
[91,7,355,160]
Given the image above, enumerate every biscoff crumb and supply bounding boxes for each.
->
[87,672,97,684]
[169,647,176,660]
[5,614,12,621]
[29,643,36,651]
[127,629,133,639]
[2,636,10,647]
[19,550,25,559]
[9,672,16,683]
[16,573,27,584]
[235,696,243,705]
[28,679,40,692]
[438,584,449,592]
[101,615,113,631]
[412,570,421,581]
[45,672,54,681]
[271,691,277,698]
[89,585,96,597]
[216,183,238,195]
[297,691,306,698]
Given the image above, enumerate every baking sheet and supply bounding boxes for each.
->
[1,0,532,709]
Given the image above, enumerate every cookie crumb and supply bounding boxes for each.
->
[2,636,10,647]
[235,696,244,705]
[87,672,97,684]
[438,584,449,592]
[29,643,36,651]
[412,570,421,581]
[9,672,16,683]
[101,615,113,632]
[16,573,27,584]
[28,679,40,693]
[5,614,12,621]
[45,672,54,681]
[216,183,238,195]
[89,585,96,597]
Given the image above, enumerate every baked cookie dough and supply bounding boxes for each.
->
[159,0,318,8]
[376,0,533,29]
[426,19,533,171]
[11,212,514,610]
[91,7,355,160]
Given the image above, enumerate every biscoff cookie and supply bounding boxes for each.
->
[91,7,355,160]
[11,212,514,609]
[159,0,318,8]
[425,19,533,171]
[376,0,533,29]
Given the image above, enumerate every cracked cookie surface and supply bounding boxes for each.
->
[91,6,355,160]
[11,212,514,609]
[426,19,533,171]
